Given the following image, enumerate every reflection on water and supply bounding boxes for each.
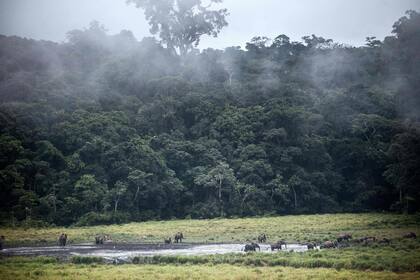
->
[2,243,311,261]
[81,243,310,258]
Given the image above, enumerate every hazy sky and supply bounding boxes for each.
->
[1,0,419,49]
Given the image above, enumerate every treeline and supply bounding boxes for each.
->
[0,12,419,226]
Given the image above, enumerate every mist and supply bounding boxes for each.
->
[1,3,420,277]
[1,0,419,49]
[0,0,419,248]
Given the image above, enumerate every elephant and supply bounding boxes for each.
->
[164,237,172,244]
[63,234,68,246]
[361,237,376,246]
[378,238,391,245]
[320,241,336,249]
[403,232,417,239]
[95,235,104,245]
[174,232,184,243]
[103,235,113,244]
[337,242,350,249]
[271,240,287,251]
[362,237,377,246]
[356,236,376,244]
[257,233,267,243]
[0,236,4,250]
[58,233,67,247]
[306,242,316,250]
[244,242,260,252]
[95,235,113,244]
[337,233,352,242]
[365,237,376,242]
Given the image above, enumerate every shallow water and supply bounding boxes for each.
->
[2,245,96,254]
[1,243,312,262]
[78,243,310,258]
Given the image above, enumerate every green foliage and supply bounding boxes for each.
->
[2,259,419,279]
[75,212,130,226]
[0,10,420,225]
[128,0,228,55]
[131,242,420,272]
[71,256,105,264]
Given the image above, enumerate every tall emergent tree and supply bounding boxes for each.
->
[128,0,228,55]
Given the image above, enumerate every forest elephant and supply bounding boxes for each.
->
[103,235,113,244]
[257,233,267,243]
[306,242,316,250]
[378,238,391,244]
[320,240,336,249]
[403,232,417,239]
[271,240,287,251]
[95,235,104,245]
[356,236,376,246]
[244,242,260,252]
[174,232,184,243]
[0,236,4,250]
[58,233,68,247]
[337,233,352,242]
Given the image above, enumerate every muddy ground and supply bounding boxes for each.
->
[0,242,310,262]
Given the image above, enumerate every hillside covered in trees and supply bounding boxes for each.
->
[0,9,419,226]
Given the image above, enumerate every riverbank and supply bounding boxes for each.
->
[0,213,418,246]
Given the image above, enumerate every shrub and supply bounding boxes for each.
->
[74,212,129,226]
[71,256,104,264]
[20,219,51,228]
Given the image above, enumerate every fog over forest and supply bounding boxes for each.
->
[2,0,420,48]
[0,0,419,226]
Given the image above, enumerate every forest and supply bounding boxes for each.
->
[0,6,419,226]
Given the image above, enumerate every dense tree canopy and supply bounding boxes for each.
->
[0,10,419,226]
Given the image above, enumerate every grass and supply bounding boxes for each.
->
[71,256,105,264]
[1,213,419,279]
[131,240,420,272]
[0,213,419,245]
[0,258,420,280]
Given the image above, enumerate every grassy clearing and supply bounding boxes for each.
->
[0,258,419,280]
[132,240,420,272]
[63,239,420,272]
[1,214,419,279]
[0,213,419,245]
